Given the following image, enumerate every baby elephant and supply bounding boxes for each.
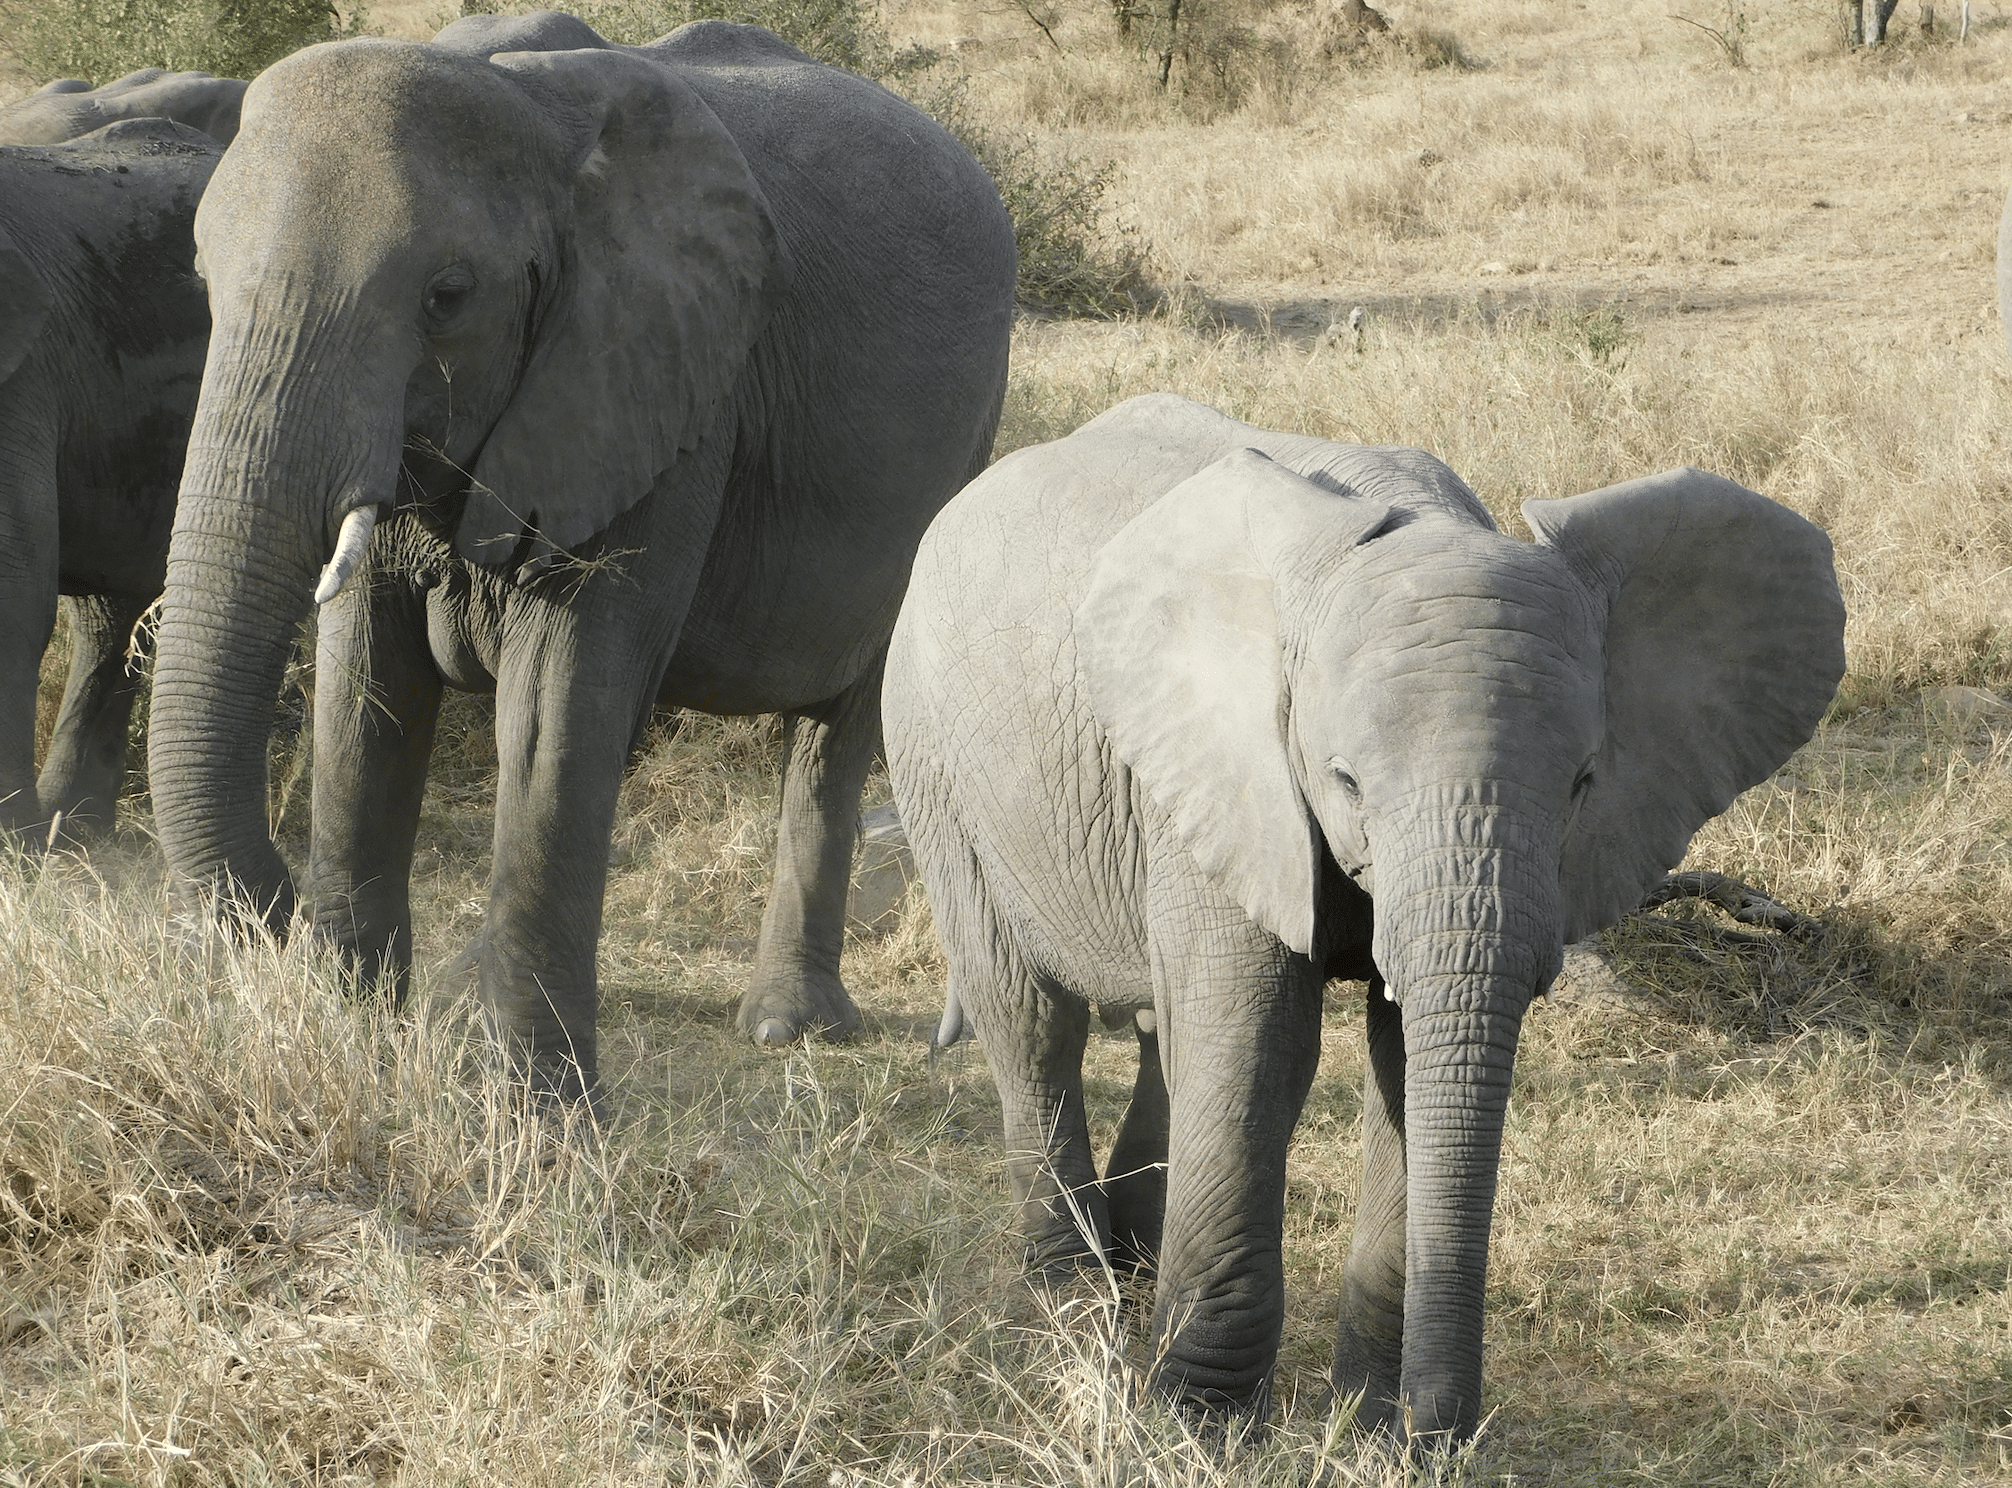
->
[884,393,1845,1442]
[0,120,219,840]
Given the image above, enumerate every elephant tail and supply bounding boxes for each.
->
[928,984,969,1067]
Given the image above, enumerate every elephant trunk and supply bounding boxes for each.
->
[147,327,405,928]
[1371,816,1557,1441]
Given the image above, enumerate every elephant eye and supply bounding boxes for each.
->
[1328,757,1361,801]
[1571,764,1596,801]
[422,265,477,327]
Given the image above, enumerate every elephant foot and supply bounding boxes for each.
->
[734,964,863,1047]
[1331,1322,1404,1439]
[1148,1360,1275,1423]
[523,1055,610,1131]
[446,929,487,983]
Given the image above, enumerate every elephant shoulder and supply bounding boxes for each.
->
[644,25,1011,283]
[646,21,819,71]
[917,410,1223,617]
[432,10,616,56]
[1078,392,1253,447]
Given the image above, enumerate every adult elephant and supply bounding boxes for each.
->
[147,12,1016,1101]
[884,394,1844,1442]
[0,69,247,146]
[0,120,219,842]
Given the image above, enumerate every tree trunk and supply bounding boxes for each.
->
[1862,0,1900,41]
[1338,0,1389,31]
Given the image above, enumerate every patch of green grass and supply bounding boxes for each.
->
[2,0,361,84]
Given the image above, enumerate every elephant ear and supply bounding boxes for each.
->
[1526,468,1846,941]
[455,46,788,566]
[0,228,52,385]
[1077,447,1390,955]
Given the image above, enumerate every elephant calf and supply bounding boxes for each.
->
[0,120,219,842]
[884,393,1846,1441]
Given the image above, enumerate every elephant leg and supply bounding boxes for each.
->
[735,649,883,1045]
[1332,974,1407,1436]
[483,635,633,1106]
[901,766,1107,1270]
[1105,1009,1169,1273]
[990,971,1109,1275]
[478,454,725,1106]
[0,581,57,841]
[307,570,442,1002]
[37,592,151,841]
[0,445,57,840]
[1148,886,1324,1416]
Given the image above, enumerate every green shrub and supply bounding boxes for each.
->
[3,0,360,83]
[912,74,1154,318]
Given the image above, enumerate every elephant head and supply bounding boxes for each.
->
[148,35,786,922]
[1075,446,1845,1436]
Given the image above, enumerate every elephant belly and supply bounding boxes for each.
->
[56,477,175,596]
[982,822,1157,1015]
[657,423,986,714]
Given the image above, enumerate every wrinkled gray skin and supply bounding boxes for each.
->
[147,12,1015,1102]
[0,120,218,841]
[885,394,1846,1442]
[0,70,247,147]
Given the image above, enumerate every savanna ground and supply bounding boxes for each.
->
[6,0,2012,1481]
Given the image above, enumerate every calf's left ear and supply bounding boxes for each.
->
[1526,468,1846,941]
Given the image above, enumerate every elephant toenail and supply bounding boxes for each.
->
[755,1018,796,1047]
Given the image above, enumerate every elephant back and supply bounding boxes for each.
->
[0,71,246,146]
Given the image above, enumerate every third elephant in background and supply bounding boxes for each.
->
[0,70,248,843]
[884,393,1845,1443]
[0,119,222,842]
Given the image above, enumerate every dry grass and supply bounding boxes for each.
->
[11,0,2012,1482]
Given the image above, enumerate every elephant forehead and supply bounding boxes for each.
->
[203,45,565,277]
[1292,533,1608,738]
[1324,528,1600,644]
[234,41,569,185]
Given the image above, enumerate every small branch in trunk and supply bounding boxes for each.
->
[1005,0,1065,51]
[1636,870,1824,942]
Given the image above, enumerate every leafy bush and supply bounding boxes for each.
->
[912,74,1153,318]
[3,0,358,83]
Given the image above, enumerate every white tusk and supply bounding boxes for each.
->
[313,505,379,605]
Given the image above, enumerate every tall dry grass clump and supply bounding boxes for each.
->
[0,847,1481,1486]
